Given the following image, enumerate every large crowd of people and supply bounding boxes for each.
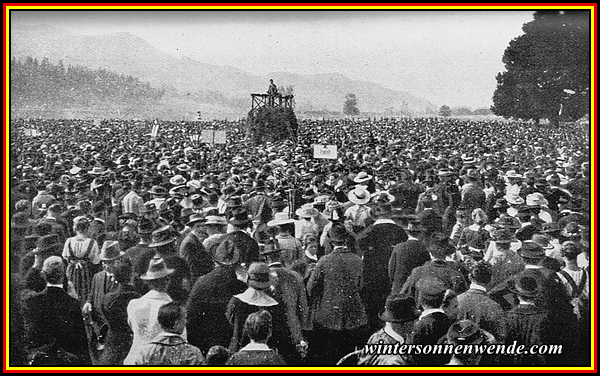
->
[9,115,591,367]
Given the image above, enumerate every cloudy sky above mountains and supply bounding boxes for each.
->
[12,9,535,109]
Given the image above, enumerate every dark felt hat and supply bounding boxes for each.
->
[379,294,419,323]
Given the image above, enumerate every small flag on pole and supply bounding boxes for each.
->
[151,122,160,138]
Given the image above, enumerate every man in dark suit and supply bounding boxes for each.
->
[410,277,452,365]
[502,271,555,365]
[124,218,155,295]
[89,201,107,248]
[461,169,487,215]
[306,223,368,365]
[219,210,260,266]
[389,220,430,294]
[262,246,309,365]
[357,203,407,332]
[82,241,124,364]
[186,240,246,354]
[179,213,213,283]
[456,261,507,343]
[22,256,91,365]
[401,232,467,299]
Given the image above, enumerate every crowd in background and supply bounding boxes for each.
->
[9,116,591,366]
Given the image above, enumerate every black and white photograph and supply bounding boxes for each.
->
[7,5,593,370]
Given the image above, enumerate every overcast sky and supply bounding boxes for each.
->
[11,10,535,108]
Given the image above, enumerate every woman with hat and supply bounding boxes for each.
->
[353,171,376,194]
[124,256,176,365]
[267,212,303,268]
[344,187,373,234]
[62,216,101,304]
[226,262,285,354]
[357,294,418,365]
[294,204,320,248]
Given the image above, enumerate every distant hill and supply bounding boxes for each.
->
[10,24,438,119]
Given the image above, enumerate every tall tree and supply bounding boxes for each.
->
[492,11,590,126]
[438,104,452,117]
[343,93,360,116]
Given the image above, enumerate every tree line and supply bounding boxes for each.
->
[10,56,166,109]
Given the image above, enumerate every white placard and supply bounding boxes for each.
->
[201,130,213,143]
[23,128,40,136]
[213,131,227,144]
[314,144,338,159]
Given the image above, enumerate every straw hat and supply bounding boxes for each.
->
[267,212,296,227]
[295,203,319,218]
[353,171,373,184]
[348,187,371,205]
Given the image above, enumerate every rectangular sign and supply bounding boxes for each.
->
[201,130,214,143]
[314,144,338,159]
[23,128,40,136]
[213,131,227,144]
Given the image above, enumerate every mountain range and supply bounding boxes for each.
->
[10,24,438,119]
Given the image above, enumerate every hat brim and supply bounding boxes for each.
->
[149,238,176,248]
[354,176,373,183]
[205,220,228,226]
[140,268,175,280]
[230,219,252,226]
[100,250,126,261]
[186,218,206,226]
[348,194,370,205]
[148,190,167,195]
[379,310,418,323]
[510,285,539,298]
[267,219,296,227]
[295,209,318,218]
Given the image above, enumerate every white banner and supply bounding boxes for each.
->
[314,144,338,159]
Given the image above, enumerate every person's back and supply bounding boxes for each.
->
[22,256,91,365]
[226,310,286,366]
[186,253,246,353]
[130,302,204,365]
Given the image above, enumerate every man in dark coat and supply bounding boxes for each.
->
[501,271,555,365]
[89,200,107,248]
[179,213,213,283]
[186,240,246,354]
[22,256,91,365]
[410,277,452,365]
[262,246,309,365]
[82,241,124,364]
[461,169,487,215]
[389,220,430,294]
[306,223,368,365]
[218,210,260,266]
[401,232,467,299]
[357,203,407,332]
[99,261,140,365]
[124,218,155,295]
[456,261,507,343]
